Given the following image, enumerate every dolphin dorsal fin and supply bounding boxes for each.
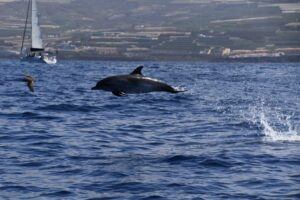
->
[130,66,143,75]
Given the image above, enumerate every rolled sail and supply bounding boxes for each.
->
[31,0,43,51]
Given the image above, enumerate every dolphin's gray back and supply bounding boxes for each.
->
[108,74,176,93]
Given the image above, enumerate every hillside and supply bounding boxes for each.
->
[0,0,299,60]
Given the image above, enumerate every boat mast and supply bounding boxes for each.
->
[20,0,31,56]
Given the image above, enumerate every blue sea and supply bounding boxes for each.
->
[0,60,299,199]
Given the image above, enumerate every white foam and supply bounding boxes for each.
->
[259,113,300,142]
[173,86,188,93]
[243,105,300,142]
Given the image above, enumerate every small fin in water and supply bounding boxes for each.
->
[112,91,126,96]
[130,66,143,75]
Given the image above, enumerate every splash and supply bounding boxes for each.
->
[259,112,300,142]
[173,86,188,93]
[244,106,300,142]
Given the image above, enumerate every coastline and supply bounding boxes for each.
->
[1,54,299,63]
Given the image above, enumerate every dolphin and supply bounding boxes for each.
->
[91,66,184,96]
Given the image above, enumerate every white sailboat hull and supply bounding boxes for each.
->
[21,54,57,64]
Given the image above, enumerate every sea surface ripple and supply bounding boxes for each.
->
[0,60,299,199]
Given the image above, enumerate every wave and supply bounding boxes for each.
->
[162,155,232,168]
[0,111,60,120]
[163,155,198,163]
[40,190,73,198]
[36,104,99,112]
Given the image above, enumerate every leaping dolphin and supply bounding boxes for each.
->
[91,66,184,96]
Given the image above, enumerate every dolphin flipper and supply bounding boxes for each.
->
[112,91,126,97]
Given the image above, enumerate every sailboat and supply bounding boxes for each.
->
[20,0,57,64]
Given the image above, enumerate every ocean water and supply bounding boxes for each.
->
[0,60,299,199]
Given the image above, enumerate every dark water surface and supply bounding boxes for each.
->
[0,60,299,199]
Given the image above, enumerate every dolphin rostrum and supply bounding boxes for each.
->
[91,66,184,96]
